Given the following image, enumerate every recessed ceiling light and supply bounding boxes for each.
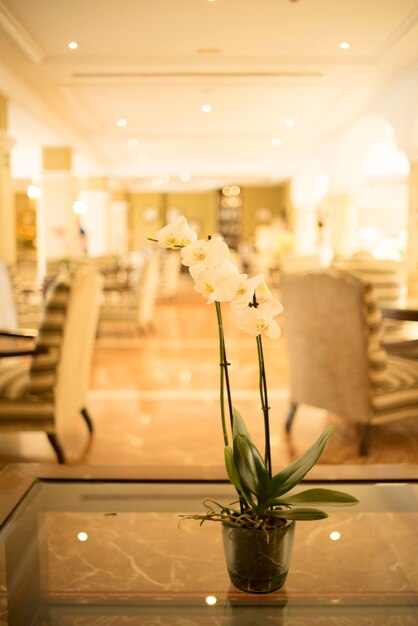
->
[128,137,139,146]
[180,172,192,182]
[340,41,350,49]
[68,41,78,50]
[201,104,212,113]
[271,137,282,146]
[116,118,127,127]
[284,118,295,127]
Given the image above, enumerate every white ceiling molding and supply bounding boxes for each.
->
[375,4,418,60]
[59,87,103,132]
[0,61,107,171]
[0,1,45,64]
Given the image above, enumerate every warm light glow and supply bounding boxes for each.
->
[143,206,158,222]
[140,414,151,425]
[179,370,192,383]
[180,172,192,182]
[205,595,217,605]
[230,185,240,195]
[329,531,341,541]
[271,137,282,146]
[77,532,88,542]
[73,200,87,214]
[340,41,350,49]
[201,104,212,113]
[27,184,42,199]
[138,153,149,162]
[284,118,295,127]
[128,137,139,146]
[152,176,163,187]
[68,41,78,50]
[117,118,127,127]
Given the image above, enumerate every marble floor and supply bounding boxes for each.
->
[0,278,417,470]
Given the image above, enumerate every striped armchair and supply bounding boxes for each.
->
[281,269,418,455]
[0,268,103,463]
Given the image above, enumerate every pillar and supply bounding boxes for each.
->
[407,159,418,292]
[79,177,111,257]
[38,147,78,277]
[322,191,359,258]
[109,190,129,255]
[0,93,16,263]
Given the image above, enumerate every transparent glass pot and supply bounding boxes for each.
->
[222,519,295,594]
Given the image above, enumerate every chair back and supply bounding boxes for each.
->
[136,253,160,329]
[29,269,103,428]
[159,251,181,299]
[0,261,17,328]
[281,270,385,424]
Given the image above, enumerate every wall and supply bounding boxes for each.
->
[128,190,218,249]
[128,192,165,250]
[241,184,290,241]
[165,191,218,239]
[127,185,293,250]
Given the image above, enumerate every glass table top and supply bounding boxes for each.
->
[0,475,417,625]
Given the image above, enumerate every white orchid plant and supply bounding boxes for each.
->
[151,216,358,529]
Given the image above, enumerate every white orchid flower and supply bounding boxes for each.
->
[194,261,241,303]
[156,215,197,248]
[181,237,230,273]
[255,279,273,303]
[230,274,265,312]
[234,299,282,339]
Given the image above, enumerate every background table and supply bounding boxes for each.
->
[381,296,418,322]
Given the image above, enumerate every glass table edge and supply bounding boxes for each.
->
[1,462,418,529]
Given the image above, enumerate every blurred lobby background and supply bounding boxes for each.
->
[0,0,418,467]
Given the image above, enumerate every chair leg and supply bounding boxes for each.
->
[47,433,66,464]
[285,402,298,433]
[359,424,372,456]
[81,407,94,434]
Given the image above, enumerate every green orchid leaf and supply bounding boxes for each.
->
[233,434,270,499]
[224,445,243,492]
[270,426,334,498]
[270,488,359,507]
[269,507,329,521]
[232,407,250,439]
[224,445,256,508]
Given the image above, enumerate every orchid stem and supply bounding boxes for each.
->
[256,333,272,479]
[215,301,233,446]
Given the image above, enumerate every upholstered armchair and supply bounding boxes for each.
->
[281,269,418,455]
[0,268,103,463]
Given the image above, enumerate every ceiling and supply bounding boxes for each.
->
[1,0,418,191]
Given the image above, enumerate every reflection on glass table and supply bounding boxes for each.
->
[0,466,417,625]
